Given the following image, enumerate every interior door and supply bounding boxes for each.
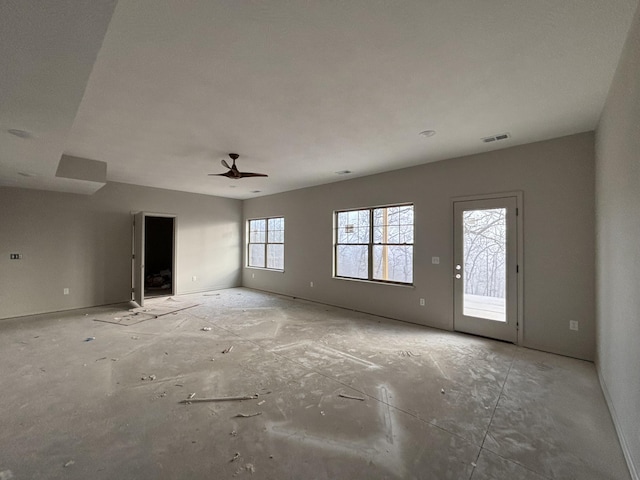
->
[133,211,145,307]
[454,197,518,343]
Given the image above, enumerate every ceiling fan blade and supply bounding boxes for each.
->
[221,159,231,169]
[208,171,237,178]
[238,172,268,178]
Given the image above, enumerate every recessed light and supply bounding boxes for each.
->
[229,185,237,188]
[419,130,436,138]
[18,172,35,177]
[335,170,352,175]
[251,190,261,193]
[7,129,32,139]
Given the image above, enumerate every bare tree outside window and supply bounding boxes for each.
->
[335,204,414,284]
[462,208,506,321]
[248,217,284,270]
[335,209,369,279]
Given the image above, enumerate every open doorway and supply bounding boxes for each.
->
[144,216,175,297]
[132,212,176,306]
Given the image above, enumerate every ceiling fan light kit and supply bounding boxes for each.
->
[209,153,268,180]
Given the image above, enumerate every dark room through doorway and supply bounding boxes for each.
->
[144,216,175,298]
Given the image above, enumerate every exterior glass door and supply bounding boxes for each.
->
[454,197,518,343]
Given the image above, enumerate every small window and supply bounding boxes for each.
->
[248,217,284,270]
[334,204,414,284]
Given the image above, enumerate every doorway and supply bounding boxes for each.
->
[453,195,521,343]
[144,216,174,298]
[132,212,176,306]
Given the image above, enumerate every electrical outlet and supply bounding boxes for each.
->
[192,276,197,282]
[420,298,425,306]
[431,257,440,265]
[310,281,314,287]
[569,320,579,331]
[63,288,69,295]
[10,253,22,260]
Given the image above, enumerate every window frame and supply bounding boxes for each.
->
[247,216,285,271]
[333,203,414,286]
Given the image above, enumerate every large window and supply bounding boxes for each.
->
[248,217,284,270]
[334,204,414,284]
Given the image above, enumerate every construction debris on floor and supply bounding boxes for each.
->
[92,298,199,326]
[0,288,631,480]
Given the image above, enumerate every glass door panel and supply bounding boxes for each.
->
[462,208,506,322]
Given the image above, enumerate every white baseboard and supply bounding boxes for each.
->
[597,364,639,480]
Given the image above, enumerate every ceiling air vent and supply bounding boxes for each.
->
[482,133,511,143]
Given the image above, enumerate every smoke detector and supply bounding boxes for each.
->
[419,130,436,138]
[7,129,32,139]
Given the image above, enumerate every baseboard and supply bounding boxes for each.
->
[597,364,639,480]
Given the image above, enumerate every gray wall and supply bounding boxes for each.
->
[243,132,596,361]
[595,4,640,478]
[0,182,242,319]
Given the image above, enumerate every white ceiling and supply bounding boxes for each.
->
[1,0,638,199]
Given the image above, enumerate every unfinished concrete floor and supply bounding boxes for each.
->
[0,288,630,480]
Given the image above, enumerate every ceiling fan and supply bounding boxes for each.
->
[209,153,268,179]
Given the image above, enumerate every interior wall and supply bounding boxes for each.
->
[595,3,640,478]
[0,182,242,319]
[243,132,596,360]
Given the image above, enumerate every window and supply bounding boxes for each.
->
[248,217,284,270]
[334,204,414,284]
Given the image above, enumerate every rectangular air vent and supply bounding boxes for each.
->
[482,132,511,143]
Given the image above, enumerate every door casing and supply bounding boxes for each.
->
[132,212,177,307]
[133,212,145,307]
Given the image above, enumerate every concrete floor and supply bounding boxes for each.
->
[0,288,630,480]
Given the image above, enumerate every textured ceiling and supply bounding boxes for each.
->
[1,0,638,199]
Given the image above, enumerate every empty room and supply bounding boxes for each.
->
[1,1,639,479]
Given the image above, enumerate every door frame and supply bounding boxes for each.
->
[451,191,524,345]
[131,211,178,306]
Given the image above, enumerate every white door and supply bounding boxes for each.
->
[132,211,145,307]
[454,197,518,343]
